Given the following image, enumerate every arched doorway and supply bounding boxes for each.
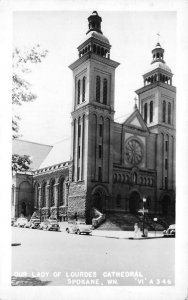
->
[129,191,140,214]
[161,195,171,215]
[21,202,26,216]
[93,191,103,212]
[92,186,108,213]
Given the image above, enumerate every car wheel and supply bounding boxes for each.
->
[66,228,70,234]
[86,232,90,235]
[77,229,81,235]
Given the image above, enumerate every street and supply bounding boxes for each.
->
[11,227,175,286]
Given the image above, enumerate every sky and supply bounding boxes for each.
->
[13,10,176,145]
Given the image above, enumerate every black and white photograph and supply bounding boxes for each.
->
[0,0,188,300]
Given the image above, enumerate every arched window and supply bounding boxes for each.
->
[168,102,171,124]
[82,76,85,102]
[133,173,137,184]
[103,78,107,104]
[144,103,147,122]
[34,183,39,208]
[163,101,166,122]
[59,177,65,206]
[116,194,121,208]
[96,76,100,102]
[42,182,46,208]
[50,179,55,207]
[150,101,153,123]
[77,80,80,104]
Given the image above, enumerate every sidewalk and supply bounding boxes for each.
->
[91,230,163,239]
[59,223,163,239]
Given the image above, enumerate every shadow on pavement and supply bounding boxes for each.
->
[11,276,51,286]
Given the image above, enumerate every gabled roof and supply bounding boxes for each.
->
[12,139,53,171]
[122,109,149,132]
[39,138,71,169]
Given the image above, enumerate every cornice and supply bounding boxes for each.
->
[135,82,176,95]
[69,52,120,71]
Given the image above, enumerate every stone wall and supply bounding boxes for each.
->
[68,181,87,220]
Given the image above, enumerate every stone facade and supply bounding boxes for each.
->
[12,12,176,223]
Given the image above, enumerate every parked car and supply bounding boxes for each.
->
[11,218,16,226]
[163,224,176,237]
[66,221,92,235]
[38,222,45,230]
[29,218,40,229]
[14,217,28,228]
[24,220,31,228]
[40,218,60,231]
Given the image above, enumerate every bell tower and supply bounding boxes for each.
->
[135,41,176,214]
[135,42,176,129]
[68,11,120,222]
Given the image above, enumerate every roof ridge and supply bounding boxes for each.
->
[14,139,53,147]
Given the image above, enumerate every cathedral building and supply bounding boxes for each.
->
[12,11,176,223]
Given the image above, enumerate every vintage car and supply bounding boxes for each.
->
[65,221,92,235]
[11,218,16,226]
[163,224,176,237]
[29,218,41,229]
[39,218,60,231]
[14,217,28,228]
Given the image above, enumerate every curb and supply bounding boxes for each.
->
[91,234,164,240]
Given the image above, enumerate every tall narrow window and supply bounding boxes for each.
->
[168,102,171,124]
[77,80,80,104]
[82,76,85,102]
[50,179,55,207]
[150,101,153,123]
[163,101,166,122]
[165,141,168,152]
[103,78,107,104]
[99,124,103,137]
[99,145,102,159]
[98,167,102,182]
[42,182,46,208]
[96,76,100,102]
[144,103,147,122]
[165,159,168,170]
[59,177,64,206]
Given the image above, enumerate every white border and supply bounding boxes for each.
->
[0,0,188,299]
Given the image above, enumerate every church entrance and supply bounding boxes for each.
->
[92,186,108,213]
[161,195,171,215]
[21,202,26,216]
[129,191,140,214]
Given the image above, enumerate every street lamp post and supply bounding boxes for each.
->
[142,197,147,237]
[153,217,158,236]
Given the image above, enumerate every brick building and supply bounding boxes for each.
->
[12,11,176,223]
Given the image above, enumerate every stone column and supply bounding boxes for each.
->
[74,118,78,181]
[78,116,82,181]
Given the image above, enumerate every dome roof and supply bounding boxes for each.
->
[86,30,110,45]
[144,61,172,74]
